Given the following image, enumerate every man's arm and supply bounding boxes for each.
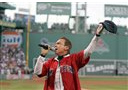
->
[34,56,46,76]
[84,24,104,58]
[34,48,50,76]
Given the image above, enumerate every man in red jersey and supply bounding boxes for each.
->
[34,23,104,90]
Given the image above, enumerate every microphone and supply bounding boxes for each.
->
[38,44,55,51]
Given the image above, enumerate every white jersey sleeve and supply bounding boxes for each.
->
[84,35,99,57]
[34,56,46,75]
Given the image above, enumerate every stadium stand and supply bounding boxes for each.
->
[0,45,31,75]
[0,3,31,79]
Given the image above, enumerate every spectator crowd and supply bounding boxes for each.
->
[0,45,31,76]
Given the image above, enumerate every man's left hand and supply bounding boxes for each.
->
[96,24,104,35]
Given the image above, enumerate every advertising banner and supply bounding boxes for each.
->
[85,60,115,75]
[117,61,128,75]
[105,4,128,17]
[36,2,71,15]
[1,31,22,47]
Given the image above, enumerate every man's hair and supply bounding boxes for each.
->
[60,37,72,50]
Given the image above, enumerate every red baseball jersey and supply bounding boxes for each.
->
[40,50,90,90]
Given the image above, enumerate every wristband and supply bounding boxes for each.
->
[40,54,46,57]
[96,34,100,37]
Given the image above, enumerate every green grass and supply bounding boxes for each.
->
[1,76,128,90]
[0,79,43,90]
[80,76,128,90]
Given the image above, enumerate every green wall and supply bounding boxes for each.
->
[22,32,128,68]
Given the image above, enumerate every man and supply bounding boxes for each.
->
[34,23,104,90]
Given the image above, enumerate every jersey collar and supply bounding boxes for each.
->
[55,54,70,61]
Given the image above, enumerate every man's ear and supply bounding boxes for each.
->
[64,46,69,51]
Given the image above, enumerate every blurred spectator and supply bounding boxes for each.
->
[0,14,13,22]
[0,45,31,75]
[49,23,70,32]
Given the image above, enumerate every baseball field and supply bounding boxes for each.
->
[1,75,128,90]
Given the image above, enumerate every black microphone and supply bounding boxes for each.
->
[38,44,55,51]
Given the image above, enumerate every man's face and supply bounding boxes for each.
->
[55,39,68,56]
